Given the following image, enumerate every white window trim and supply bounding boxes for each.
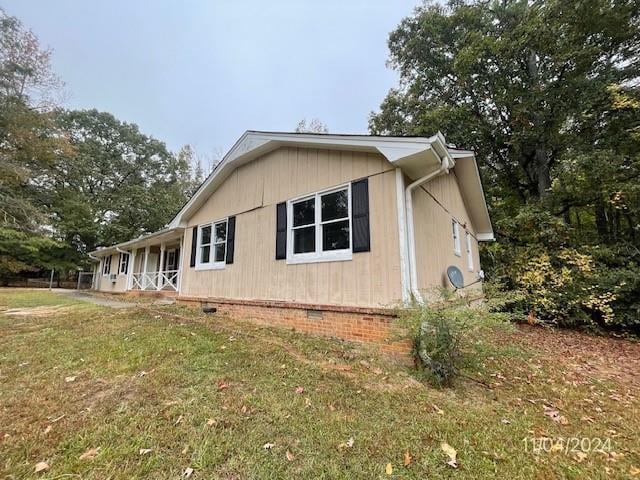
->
[465,231,474,271]
[102,255,112,276]
[452,220,461,257]
[118,252,130,276]
[286,184,353,265]
[195,218,228,271]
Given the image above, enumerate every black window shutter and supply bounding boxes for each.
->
[125,252,129,274]
[351,178,370,253]
[226,216,236,264]
[275,202,287,260]
[190,226,198,267]
[117,253,121,273]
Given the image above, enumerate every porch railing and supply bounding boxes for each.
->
[132,269,179,292]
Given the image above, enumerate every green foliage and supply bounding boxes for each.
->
[50,109,197,252]
[373,0,640,332]
[0,9,201,279]
[401,300,512,387]
[413,310,461,387]
[0,226,76,281]
[484,206,640,330]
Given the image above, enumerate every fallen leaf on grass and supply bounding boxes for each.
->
[441,442,458,468]
[328,404,336,411]
[139,448,153,455]
[629,466,640,476]
[295,386,304,394]
[174,415,183,425]
[79,447,100,460]
[573,451,587,462]
[34,462,49,473]
[181,445,189,455]
[501,419,511,425]
[338,437,354,451]
[43,425,52,435]
[183,467,194,478]
[263,443,275,450]
[373,368,383,375]
[404,451,412,466]
[432,404,444,415]
[543,406,569,425]
[64,376,76,383]
[285,450,295,461]
[217,382,229,391]
[305,397,312,408]
[206,418,216,426]
[385,463,393,475]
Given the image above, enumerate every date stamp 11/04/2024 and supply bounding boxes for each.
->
[523,437,612,455]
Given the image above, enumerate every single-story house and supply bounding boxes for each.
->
[90,131,493,352]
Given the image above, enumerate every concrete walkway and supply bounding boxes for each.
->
[52,289,134,308]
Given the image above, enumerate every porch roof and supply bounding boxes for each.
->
[89,226,184,258]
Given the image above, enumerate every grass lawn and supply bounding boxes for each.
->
[0,289,638,479]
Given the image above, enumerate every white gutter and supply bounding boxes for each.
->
[404,153,453,304]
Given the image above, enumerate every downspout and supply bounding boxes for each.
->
[404,156,452,304]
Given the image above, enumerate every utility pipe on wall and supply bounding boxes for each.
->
[404,156,453,304]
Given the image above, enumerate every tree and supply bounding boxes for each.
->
[371,0,640,330]
[49,109,193,252]
[0,8,69,230]
[295,118,329,133]
[370,0,639,200]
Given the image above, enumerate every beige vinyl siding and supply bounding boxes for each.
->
[411,171,482,299]
[96,253,128,293]
[180,146,402,308]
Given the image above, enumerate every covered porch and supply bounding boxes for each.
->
[125,228,185,293]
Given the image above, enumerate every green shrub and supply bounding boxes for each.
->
[483,206,640,333]
[400,298,512,387]
[413,311,461,387]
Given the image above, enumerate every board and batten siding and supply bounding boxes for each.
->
[95,252,128,293]
[179,146,403,308]
[411,171,482,299]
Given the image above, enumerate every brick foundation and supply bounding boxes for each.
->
[176,296,411,355]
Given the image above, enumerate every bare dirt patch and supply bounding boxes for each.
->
[1,305,74,318]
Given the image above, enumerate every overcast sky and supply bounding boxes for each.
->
[4,1,421,158]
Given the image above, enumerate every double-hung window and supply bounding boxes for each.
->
[119,252,129,275]
[196,218,228,270]
[452,220,461,256]
[465,231,474,271]
[288,185,351,263]
[102,255,112,275]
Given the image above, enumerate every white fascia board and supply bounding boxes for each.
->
[89,227,184,256]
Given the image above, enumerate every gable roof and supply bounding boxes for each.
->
[168,130,493,239]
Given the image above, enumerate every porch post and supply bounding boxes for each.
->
[177,234,184,294]
[157,242,166,291]
[143,246,150,289]
[127,249,136,290]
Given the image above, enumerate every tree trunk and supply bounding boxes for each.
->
[535,145,551,197]
[595,197,609,242]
